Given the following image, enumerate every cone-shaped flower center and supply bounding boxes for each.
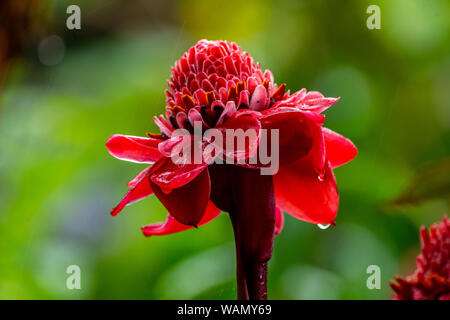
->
[391,216,450,300]
[156,40,287,136]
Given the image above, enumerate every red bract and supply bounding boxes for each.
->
[106,40,357,299]
[391,216,450,300]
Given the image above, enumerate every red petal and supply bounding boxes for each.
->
[150,167,211,226]
[158,134,192,158]
[323,128,358,168]
[301,97,340,113]
[111,167,153,216]
[274,155,338,224]
[150,156,208,193]
[141,201,220,236]
[215,110,262,161]
[272,88,306,107]
[153,116,174,137]
[275,206,284,236]
[106,135,162,163]
[260,107,313,165]
[307,119,326,178]
[249,85,268,111]
[216,101,236,125]
[127,167,151,188]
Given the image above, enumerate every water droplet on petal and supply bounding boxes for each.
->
[316,168,326,181]
[317,223,331,230]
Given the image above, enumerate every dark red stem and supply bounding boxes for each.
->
[231,217,249,300]
[209,165,276,300]
[229,166,275,300]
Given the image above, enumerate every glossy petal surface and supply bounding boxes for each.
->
[141,201,220,236]
[150,167,211,226]
[106,134,162,163]
[274,156,338,224]
[323,127,358,168]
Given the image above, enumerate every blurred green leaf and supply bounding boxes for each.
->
[389,158,450,207]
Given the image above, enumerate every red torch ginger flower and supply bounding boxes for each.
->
[106,40,357,299]
[391,216,450,300]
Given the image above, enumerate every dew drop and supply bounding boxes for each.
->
[316,168,326,181]
[317,223,331,230]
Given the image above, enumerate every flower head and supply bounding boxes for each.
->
[106,39,357,299]
[106,39,357,233]
[391,216,450,300]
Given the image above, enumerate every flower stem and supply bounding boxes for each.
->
[231,217,249,300]
[209,164,276,300]
[229,166,276,300]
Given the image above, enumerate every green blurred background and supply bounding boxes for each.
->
[0,0,449,299]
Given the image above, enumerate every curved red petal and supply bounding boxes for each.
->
[150,156,208,193]
[249,85,269,110]
[158,135,186,157]
[323,127,358,168]
[111,167,153,216]
[275,206,284,236]
[274,156,338,224]
[150,167,211,226]
[216,110,262,160]
[260,107,313,165]
[301,97,340,113]
[307,119,326,178]
[106,134,163,163]
[127,167,151,188]
[274,89,339,113]
[300,91,339,113]
[141,201,220,236]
